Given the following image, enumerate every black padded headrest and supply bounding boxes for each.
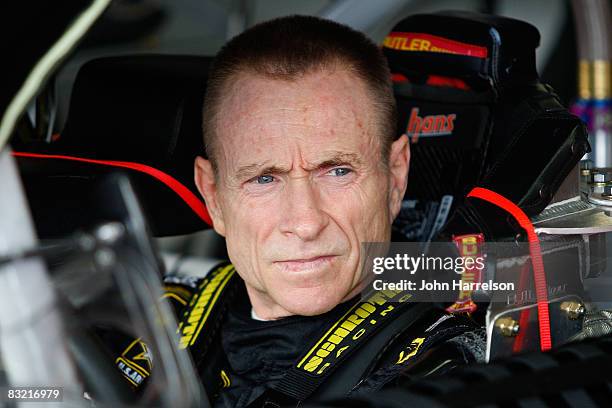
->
[15,55,213,237]
[383,10,540,90]
[60,55,211,181]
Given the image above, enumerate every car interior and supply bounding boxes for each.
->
[2,1,612,407]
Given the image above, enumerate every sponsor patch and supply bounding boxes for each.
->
[406,107,456,141]
[115,338,152,387]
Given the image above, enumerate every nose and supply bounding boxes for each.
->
[279,178,329,241]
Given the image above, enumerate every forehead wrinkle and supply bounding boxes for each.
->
[215,69,382,178]
[302,151,363,168]
[234,162,292,180]
[233,149,364,180]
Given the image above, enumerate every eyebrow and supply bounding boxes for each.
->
[234,152,362,180]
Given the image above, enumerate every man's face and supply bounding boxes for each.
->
[195,67,409,319]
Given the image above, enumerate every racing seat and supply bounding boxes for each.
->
[13,55,226,278]
[385,11,589,242]
[13,55,213,238]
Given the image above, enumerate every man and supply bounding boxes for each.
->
[175,15,483,407]
[194,14,407,321]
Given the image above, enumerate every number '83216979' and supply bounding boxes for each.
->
[4,387,62,401]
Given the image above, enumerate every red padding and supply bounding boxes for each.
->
[467,187,552,352]
[12,152,212,227]
[390,73,470,90]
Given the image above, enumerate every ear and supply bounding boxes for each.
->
[194,156,226,236]
[387,134,410,222]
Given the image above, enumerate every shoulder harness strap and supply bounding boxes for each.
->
[178,267,451,407]
[259,290,435,406]
[175,262,241,397]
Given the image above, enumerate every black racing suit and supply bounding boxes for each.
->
[97,263,485,407]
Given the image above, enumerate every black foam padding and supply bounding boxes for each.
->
[18,156,206,238]
[15,55,213,237]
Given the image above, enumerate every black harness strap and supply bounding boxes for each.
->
[258,290,434,406]
[178,266,440,407]
[313,302,433,401]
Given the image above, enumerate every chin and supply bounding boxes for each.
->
[276,286,345,317]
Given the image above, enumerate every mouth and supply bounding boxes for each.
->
[274,255,336,272]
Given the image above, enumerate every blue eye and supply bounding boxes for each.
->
[256,175,275,184]
[329,168,352,177]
